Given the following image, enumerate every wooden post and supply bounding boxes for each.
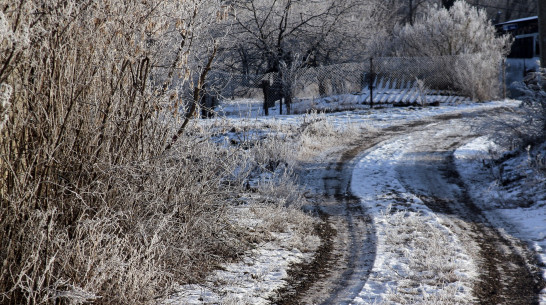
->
[261,80,270,116]
[278,76,283,115]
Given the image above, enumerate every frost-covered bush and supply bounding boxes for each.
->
[391,0,511,100]
[0,8,27,132]
[0,83,11,132]
[0,8,30,83]
[0,1,248,304]
[512,70,546,144]
[0,2,319,303]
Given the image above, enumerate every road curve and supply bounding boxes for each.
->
[394,119,544,304]
[276,108,544,304]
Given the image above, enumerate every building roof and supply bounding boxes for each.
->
[495,16,537,26]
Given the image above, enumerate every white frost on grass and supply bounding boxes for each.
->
[351,135,477,304]
[454,137,546,304]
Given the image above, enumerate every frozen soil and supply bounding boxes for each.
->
[283,107,545,304]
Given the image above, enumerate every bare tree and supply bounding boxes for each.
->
[223,0,371,74]
[216,0,373,113]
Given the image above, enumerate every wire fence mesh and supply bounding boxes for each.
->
[158,55,505,116]
[207,55,504,103]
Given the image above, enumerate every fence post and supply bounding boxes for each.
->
[261,80,269,116]
[276,73,283,115]
[502,58,507,100]
[369,57,374,109]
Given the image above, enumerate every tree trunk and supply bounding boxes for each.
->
[285,95,292,115]
[441,0,455,9]
[409,0,414,25]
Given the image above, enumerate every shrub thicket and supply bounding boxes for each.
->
[508,70,546,147]
[389,0,511,100]
[0,1,262,304]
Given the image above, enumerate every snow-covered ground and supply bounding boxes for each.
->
[167,234,312,305]
[455,136,546,303]
[350,112,545,304]
[214,97,518,130]
[351,131,479,304]
[167,97,545,304]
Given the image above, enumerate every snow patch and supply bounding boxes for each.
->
[454,137,546,304]
[166,233,312,305]
[351,134,478,304]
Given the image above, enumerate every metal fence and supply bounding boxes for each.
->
[504,57,540,97]
[200,55,507,113]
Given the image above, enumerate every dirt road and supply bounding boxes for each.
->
[277,108,545,304]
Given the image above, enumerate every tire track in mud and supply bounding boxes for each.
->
[316,146,377,305]
[442,154,543,305]
[395,122,544,304]
[273,113,465,304]
[273,108,544,304]
[271,142,378,305]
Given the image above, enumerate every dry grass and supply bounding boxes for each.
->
[0,2,354,304]
[296,111,362,159]
[0,1,268,304]
[1,125,262,304]
[377,208,477,304]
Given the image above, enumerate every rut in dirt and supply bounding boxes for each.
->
[270,144,378,305]
[443,155,543,305]
[316,140,383,304]
[274,108,544,304]
[271,116,453,304]
[283,113,474,304]
[396,124,544,304]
